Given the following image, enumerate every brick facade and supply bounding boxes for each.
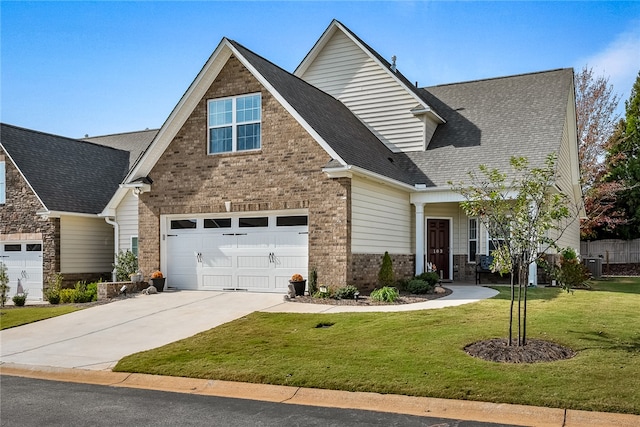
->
[138,56,352,287]
[0,152,60,282]
[351,253,415,290]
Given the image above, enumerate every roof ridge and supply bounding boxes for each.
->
[424,68,572,89]
[84,128,160,139]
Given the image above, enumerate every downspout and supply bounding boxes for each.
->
[104,216,119,282]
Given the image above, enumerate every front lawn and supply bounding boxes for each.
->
[0,305,82,330]
[114,277,640,414]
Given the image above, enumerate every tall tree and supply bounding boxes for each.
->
[575,66,623,239]
[607,71,640,239]
[451,154,577,346]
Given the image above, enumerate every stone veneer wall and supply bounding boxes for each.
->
[0,152,60,282]
[350,253,415,290]
[138,56,352,287]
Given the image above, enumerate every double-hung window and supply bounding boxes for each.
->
[468,218,477,262]
[208,93,261,154]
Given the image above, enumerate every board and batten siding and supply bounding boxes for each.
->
[351,178,412,254]
[60,216,114,273]
[299,30,433,153]
[116,191,138,252]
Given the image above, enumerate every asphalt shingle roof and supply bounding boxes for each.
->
[406,69,573,187]
[84,129,158,170]
[1,123,130,214]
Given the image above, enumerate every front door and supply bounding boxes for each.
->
[427,219,450,280]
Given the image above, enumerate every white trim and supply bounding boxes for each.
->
[323,164,416,192]
[425,216,454,280]
[37,210,100,219]
[0,160,5,204]
[413,203,425,275]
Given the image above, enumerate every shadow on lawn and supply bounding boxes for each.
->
[570,329,640,353]
[489,286,565,302]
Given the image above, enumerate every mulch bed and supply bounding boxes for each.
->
[465,338,576,363]
[288,287,452,306]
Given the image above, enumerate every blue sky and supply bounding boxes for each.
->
[2,1,639,138]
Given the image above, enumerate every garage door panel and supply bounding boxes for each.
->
[274,232,308,247]
[237,234,270,249]
[202,274,232,289]
[202,253,232,268]
[275,276,293,289]
[274,255,307,269]
[237,255,270,268]
[237,275,270,289]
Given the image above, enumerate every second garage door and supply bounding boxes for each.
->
[165,213,308,293]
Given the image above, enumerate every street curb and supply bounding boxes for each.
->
[3,364,639,426]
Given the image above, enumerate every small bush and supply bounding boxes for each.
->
[114,250,138,282]
[406,279,434,295]
[0,262,9,308]
[415,272,440,287]
[12,292,28,307]
[313,285,332,299]
[308,267,318,296]
[378,252,394,287]
[58,281,98,304]
[45,272,63,305]
[370,286,399,303]
[59,289,75,303]
[334,285,359,300]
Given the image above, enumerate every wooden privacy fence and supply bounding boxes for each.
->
[581,239,640,264]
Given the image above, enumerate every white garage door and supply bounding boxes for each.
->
[165,213,308,293]
[0,242,44,300]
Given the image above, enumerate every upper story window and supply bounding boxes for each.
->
[208,93,261,154]
[0,161,5,204]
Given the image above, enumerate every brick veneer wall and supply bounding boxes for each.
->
[0,152,60,282]
[351,253,415,290]
[138,56,352,287]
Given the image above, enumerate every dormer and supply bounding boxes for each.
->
[295,20,444,153]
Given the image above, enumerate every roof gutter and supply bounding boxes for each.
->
[36,210,100,219]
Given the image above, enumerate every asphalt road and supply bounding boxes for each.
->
[1,376,517,427]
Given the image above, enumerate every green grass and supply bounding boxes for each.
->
[0,305,82,330]
[114,277,640,414]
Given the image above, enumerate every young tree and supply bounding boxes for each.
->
[451,154,577,346]
[606,71,640,239]
[575,66,623,238]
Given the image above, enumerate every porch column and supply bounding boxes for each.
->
[414,202,425,275]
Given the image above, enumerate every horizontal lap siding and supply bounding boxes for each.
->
[60,216,114,273]
[352,178,411,254]
[117,192,138,252]
[300,31,426,152]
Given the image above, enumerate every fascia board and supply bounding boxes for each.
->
[37,210,99,219]
[0,143,48,212]
[227,43,347,166]
[125,40,234,183]
[100,186,130,217]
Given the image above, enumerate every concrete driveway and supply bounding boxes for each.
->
[1,286,498,371]
[0,290,285,371]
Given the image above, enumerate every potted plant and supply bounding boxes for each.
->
[150,270,166,292]
[289,273,306,296]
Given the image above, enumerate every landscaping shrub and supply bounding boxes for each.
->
[378,251,394,287]
[45,272,63,305]
[308,267,318,296]
[59,289,75,304]
[313,285,332,299]
[58,281,98,304]
[12,292,28,307]
[114,250,138,282]
[416,271,440,287]
[0,262,9,308]
[370,286,399,302]
[406,279,434,294]
[334,285,359,300]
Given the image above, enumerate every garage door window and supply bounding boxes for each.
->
[239,217,268,228]
[277,216,308,227]
[4,244,21,252]
[204,218,232,228]
[171,219,197,229]
[26,244,42,252]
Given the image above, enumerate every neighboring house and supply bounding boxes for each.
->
[0,124,132,299]
[108,20,582,292]
[84,129,158,257]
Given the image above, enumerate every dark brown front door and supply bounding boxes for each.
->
[427,219,450,280]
